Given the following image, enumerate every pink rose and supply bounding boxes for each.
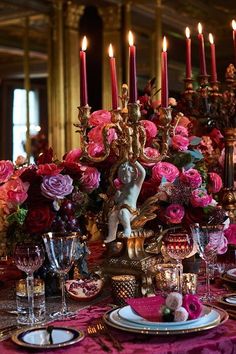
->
[79,166,100,193]
[88,125,117,144]
[140,147,160,167]
[165,204,185,224]
[168,97,177,106]
[224,224,236,245]
[183,294,202,320]
[37,163,63,176]
[15,155,27,166]
[175,126,188,137]
[88,110,111,126]
[172,135,189,151]
[64,148,82,162]
[4,178,29,205]
[140,120,158,141]
[152,162,179,183]
[208,172,223,193]
[0,160,14,183]
[190,188,212,207]
[87,142,105,157]
[180,169,202,188]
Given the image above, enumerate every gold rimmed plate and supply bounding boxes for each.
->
[218,293,236,307]
[220,273,236,286]
[103,305,228,335]
[11,326,84,349]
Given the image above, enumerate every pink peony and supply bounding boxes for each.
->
[224,224,236,245]
[140,120,158,141]
[182,294,202,320]
[0,160,14,183]
[140,147,160,167]
[64,148,82,162]
[79,166,100,193]
[190,188,212,208]
[175,126,188,137]
[166,292,183,310]
[180,169,202,188]
[165,204,185,224]
[152,162,179,183]
[4,178,29,205]
[208,172,223,193]
[37,163,63,176]
[88,110,111,126]
[172,135,189,151]
[88,125,117,144]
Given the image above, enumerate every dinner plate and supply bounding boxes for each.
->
[11,326,84,349]
[218,293,236,307]
[103,305,228,335]
[118,305,212,327]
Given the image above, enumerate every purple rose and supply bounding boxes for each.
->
[41,174,74,199]
[165,204,185,224]
[180,169,202,188]
[79,166,100,193]
[190,188,212,208]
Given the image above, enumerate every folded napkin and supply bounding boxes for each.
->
[126,295,165,322]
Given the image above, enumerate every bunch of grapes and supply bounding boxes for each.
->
[51,199,81,233]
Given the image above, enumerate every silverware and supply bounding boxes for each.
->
[96,322,124,351]
[87,325,111,352]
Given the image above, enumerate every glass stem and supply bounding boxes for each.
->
[176,260,183,293]
[205,261,211,300]
[26,272,34,324]
[60,274,67,315]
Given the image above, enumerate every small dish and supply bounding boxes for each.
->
[11,326,84,349]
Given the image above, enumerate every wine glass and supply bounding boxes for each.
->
[13,242,45,325]
[42,232,79,319]
[191,223,224,302]
[163,229,193,293]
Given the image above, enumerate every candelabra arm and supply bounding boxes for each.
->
[75,105,91,149]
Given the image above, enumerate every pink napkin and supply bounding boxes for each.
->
[126,295,165,322]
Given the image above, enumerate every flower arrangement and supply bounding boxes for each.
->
[0,148,100,254]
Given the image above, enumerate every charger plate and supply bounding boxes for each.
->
[11,326,84,349]
[118,305,212,328]
[103,305,228,335]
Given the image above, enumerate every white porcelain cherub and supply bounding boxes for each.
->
[104,160,146,243]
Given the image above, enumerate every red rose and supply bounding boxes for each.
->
[25,205,55,234]
[37,163,63,176]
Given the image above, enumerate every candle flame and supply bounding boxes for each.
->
[209,33,214,44]
[185,27,190,39]
[198,22,203,34]
[81,36,87,51]
[108,44,114,58]
[232,19,236,31]
[128,31,134,46]
[163,36,167,52]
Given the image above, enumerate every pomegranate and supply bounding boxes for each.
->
[65,276,103,301]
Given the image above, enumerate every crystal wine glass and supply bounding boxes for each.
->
[164,229,193,293]
[42,232,79,319]
[191,223,224,302]
[13,242,45,325]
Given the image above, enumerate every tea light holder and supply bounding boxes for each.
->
[155,263,178,294]
[111,275,136,305]
[182,273,198,294]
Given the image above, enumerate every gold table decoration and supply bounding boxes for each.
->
[182,273,198,294]
[111,275,137,305]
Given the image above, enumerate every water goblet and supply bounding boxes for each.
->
[13,242,45,325]
[190,223,224,302]
[163,230,193,293]
[42,232,79,319]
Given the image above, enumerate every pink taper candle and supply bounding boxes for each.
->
[80,36,88,106]
[209,33,217,82]
[108,44,119,109]
[161,36,168,108]
[185,27,192,79]
[232,20,236,66]
[128,31,137,103]
[197,23,207,76]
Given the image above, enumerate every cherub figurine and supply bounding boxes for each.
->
[104,160,146,243]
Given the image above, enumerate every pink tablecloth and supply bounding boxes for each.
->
[1,303,236,354]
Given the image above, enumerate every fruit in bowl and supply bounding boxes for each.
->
[65,275,104,301]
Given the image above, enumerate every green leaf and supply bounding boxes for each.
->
[189,137,202,146]
[7,208,28,226]
[187,149,204,161]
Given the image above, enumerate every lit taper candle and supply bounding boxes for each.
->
[161,36,168,108]
[232,20,236,66]
[80,36,88,106]
[108,44,119,110]
[197,23,207,76]
[128,31,137,103]
[185,27,192,79]
[209,33,217,82]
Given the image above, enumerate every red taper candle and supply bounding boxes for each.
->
[209,33,217,82]
[197,23,207,76]
[128,31,137,103]
[232,20,236,66]
[161,36,168,108]
[185,27,192,79]
[108,44,119,109]
[80,36,88,106]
